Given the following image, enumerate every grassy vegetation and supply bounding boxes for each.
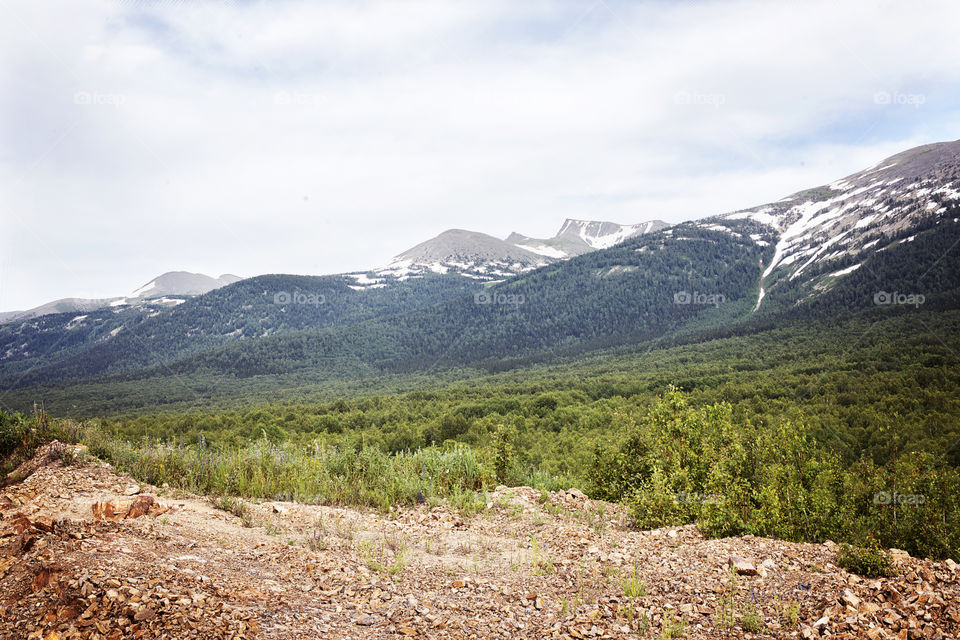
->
[2,360,959,561]
[82,429,497,514]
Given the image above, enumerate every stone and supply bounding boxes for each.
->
[842,589,861,609]
[92,495,167,521]
[32,516,54,532]
[134,606,155,622]
[729,557,758,576]
[356,614,377,626]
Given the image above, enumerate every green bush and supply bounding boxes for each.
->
[836,543,892,577]
[0,410,24,457]
[592,389,960,560]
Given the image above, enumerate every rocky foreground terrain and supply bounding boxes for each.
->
[1,444,958,640]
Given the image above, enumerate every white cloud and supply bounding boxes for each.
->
[1,0,959,309]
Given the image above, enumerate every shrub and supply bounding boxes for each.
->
[0,411,24,458]
[836,543,892,577]
[592,389,960,561]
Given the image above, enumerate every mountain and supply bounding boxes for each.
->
[508,219,670,258]
[1,141,959,408]
[367,218,671,284]
[0,298,118,325]
[128,272,242,300]
[0,271,243,324]
[0,272,479,384]
[694,140,960,311]
[372,229,551,282]
[2,219,666,322]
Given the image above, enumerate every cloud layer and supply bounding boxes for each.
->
[2,0,959,309]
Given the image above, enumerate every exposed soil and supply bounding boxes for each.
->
[1,443,958,639]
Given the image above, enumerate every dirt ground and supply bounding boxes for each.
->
[1,443,957,639]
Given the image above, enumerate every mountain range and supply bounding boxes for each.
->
[353,218,670,285]
[1,139,958,413]
[0,272,242,324]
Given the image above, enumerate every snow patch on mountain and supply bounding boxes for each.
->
[375,219,670,282]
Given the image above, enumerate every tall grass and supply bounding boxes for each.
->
[83,427,498,512]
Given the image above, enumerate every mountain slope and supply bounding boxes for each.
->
[2,140,959,404]
[0,272,483,386]
[95,224,769,384]
[369,218,671,283]
[129,272,242,299]
[0,271,243,324]
[507,218,670,258]
[705,140,960,311]
[374,229,551,281]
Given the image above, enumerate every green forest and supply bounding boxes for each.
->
[4,303,958,563]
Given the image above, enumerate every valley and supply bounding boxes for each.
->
[2,141,959,640]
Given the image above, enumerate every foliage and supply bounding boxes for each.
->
[82,426,493,514]
[592,390,960,560]
[3,367,960,561]
[836,543,893,578]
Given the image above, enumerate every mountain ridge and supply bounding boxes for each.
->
[0,271,243,324]
[363,217,671,285]
[2,139,959,404]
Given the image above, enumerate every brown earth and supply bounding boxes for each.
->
[1,442,958,639]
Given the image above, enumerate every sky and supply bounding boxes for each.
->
[2,0,959,311]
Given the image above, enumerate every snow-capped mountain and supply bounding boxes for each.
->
[507,218,670,258]
[128,272,242,301]
[374,230,551,282]
[0,271,242,323]
[694,140,960,310]
[355,218,671,286]
[4,140,960,398]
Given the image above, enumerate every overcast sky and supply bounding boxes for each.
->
[1,0,959,310]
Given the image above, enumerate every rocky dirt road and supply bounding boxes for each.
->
[1,443,958,639]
